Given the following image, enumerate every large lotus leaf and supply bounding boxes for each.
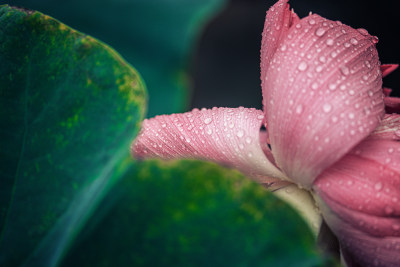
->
[61,159,335,267]
[0,6,146,266]
[8,0,227,117]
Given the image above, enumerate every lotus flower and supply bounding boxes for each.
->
[132,0,400,266]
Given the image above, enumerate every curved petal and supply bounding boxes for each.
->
[385,97,400,114]
[370,114,400,140]
[313,114,400,267]
[263,13,385,187]
[261,0,299,98]
[132,107,287,183]
[381,64,398,78]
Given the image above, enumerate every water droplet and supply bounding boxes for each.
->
[388,148,394,153]
[245,137,252,144]
[185,137,191,143]
[323,103,332,113]
[349,90,355,95]
[340,66,350,76]
[316,66,323,72]
[331,51,337,58]
[374,182,383,191]
[309,19,316,25]
[280,44,287,51]
[319,56,326,63]
[340,84,347,90]
[315,27,326,37]
[326,38,334,46]
[311,82,319,90]
[296,23,302,29]
[204,118,212,124]
[348,113,355,119]
[365,60,371,68]
[358,28,369,35]
[332,116,338,123]
[350,38,358,45]
[248,152,253,158]
[295,105,303,114]
[161,123,167,128]
[385,206,394,215]
[285,187,293,193]
[236,130,244,138]
[344,42,351,48]
[328,83,337,91]
[298,61,308,71]
[206,128,213,135]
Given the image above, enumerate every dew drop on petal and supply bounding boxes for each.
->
[323,103,332,113]
[204,117,212,124]
[236,130,244,138]
[311,82,319,90]
[326,38,334,46]
[358,28,369,35]
[315,27,326,37]
[329,83,337,91]
[295,104,303,114]
[374,182,383,191]
[350,38,358,45]
[309,19,316,25]
[340,66,350,76]
[385,206,394,215]
[298,61,308,71]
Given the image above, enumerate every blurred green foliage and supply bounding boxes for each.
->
[0,6,146,266]
[8,0,228,117]
[62,159,329,267]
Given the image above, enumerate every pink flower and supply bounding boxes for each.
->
[132,0,399,265]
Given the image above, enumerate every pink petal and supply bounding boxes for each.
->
[132,107,287,183]
[385,96,400,114]
[313,114,400,266]
[381,64,399,78]
[262,13,385,187]
[383,87,392,97]
[370,114,400,140]
[260,0,298,97]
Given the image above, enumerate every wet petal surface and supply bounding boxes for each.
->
[262,14,385,187]
[314,115,400,267]
[132,107,286,183]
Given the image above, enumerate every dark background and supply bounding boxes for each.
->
[191,0,400,110]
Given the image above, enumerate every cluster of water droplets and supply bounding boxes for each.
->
[133,107,285,181]
[263,13,384,175]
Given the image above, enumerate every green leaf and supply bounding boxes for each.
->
[61,160,332,267]
[0,6,146,266]
[8,0,227,117]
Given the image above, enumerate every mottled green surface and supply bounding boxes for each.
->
[0,6,146,266]
[62,159,331,267]
[8,0,227,117]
